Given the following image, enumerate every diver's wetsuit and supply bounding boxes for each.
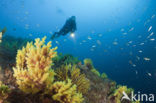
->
[51,16,77,40]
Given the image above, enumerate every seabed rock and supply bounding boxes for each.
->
[0,36,135,103]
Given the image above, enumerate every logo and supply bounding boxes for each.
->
[121,91,130,101]
[121,91,155,102]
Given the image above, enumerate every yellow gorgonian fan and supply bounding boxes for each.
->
[51,79,84,103]
[13,36,57,94]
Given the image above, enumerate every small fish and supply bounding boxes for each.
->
[147,72,152,76]
[147,32,154,38]
[97,40,101,45]
[87,36,92,40]
[123,32,127,35]
[151,14,155,19]
[144,57,150,61]
[150,38,155,41]
[92,45,96,48]
[136,56,140,60]
[98,34,103,37]
[138,50,143,53]
[148,26,152,32]
[113,41,118,45]
[129,60,136,67]
[121,28,124,32]
[132,64,136,67]
[139,43,144,45]
[129,27,134,32]
[55,41,59,45]
[135,71,138,75]
[128,41,133,44]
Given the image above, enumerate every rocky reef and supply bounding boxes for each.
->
[0,36,139,103]
[0,35,31,69]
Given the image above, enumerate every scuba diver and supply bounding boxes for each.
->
[51,16,77,40]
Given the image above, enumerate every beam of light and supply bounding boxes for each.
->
[70,33,77,43]
[70,33,75,38]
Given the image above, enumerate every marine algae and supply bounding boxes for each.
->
[55,64,90,94]
[0,81,10,103]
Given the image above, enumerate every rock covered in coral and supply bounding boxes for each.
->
[83,58,94,70]
[0,36,138,103]
[78,64,113,103]
[79,60,137,103]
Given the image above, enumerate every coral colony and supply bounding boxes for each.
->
[0,36,142,103]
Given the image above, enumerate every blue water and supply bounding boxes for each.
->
[0,0,156,94]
